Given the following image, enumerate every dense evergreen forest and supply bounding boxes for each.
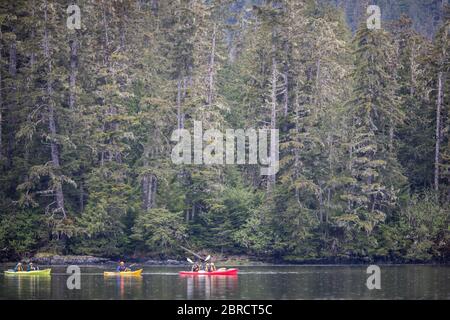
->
[0,0,449,263]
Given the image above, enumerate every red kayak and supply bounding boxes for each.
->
[179,268,238,276]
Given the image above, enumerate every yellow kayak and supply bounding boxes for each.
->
[4,269,51,276]
[103,269,143,277]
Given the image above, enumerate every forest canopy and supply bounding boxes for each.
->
[0,0,449,263]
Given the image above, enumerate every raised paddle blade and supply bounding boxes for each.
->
[187,258,194,264]
[205,255,211,262]
[179,245,204,261]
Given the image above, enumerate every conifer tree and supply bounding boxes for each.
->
[342,23,406,242]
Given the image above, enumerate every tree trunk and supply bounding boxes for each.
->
[177,77,184,129]
[327,133,333,223]
[44,0,65,216]
[24,1,36,164]
[389,125,394,152]
[434,71,443,192]
[27,1,36,89]
[9,41,16,86]
[283,58,289,116]
[326,188,331,223]
[69,38,77,110]
[207,23,217,106]
[267,44,277,191]
[142,152,157,212]
[348,143,353,211]
[142,174,149,210]
[315,57,321,107]
[151,175,157,208]
[101,3,122,164]
[7,38,17,168]
[142,174,157,212]
[410,45,416,98]
[102,2,109,66]
[0,30,2,161]
[294,94,301,204]
[151,0,159,16]
[30,1,36,68]
[120,9,126,51]
[79,180,84,212]
[318,188,323,222]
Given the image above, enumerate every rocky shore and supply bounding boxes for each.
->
[24,253,188,266]
[144,259,186,265]
[31,254,112,265]
[6,253,446,266]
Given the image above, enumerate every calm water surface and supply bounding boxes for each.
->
[0,265,448,299]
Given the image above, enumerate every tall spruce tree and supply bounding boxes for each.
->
[341,23,406,252]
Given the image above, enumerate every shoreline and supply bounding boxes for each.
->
[1,254,448,266]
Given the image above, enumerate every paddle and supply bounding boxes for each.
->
[118,263,136,272]
[179,245,205,261]
[186,258,194,264]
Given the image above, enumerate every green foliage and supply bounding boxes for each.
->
[131,208,187,256]
[77,164,133,237]
[234,206,278,256]
[401,192,449,260]
[376,192,449,261]
[201,181,263,251]
[0,210,48,260]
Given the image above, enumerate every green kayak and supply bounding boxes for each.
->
[4,269,51,276]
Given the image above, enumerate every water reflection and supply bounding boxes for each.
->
[103,275,143,299]
[1,265,448,299]
[4,275,51,299]
[182,275,238,299]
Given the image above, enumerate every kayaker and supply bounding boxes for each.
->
[116,261,131,272]
[191,262,200,272]
[27,262,39,271]
[205,262,216,272]
[14,262,24,272]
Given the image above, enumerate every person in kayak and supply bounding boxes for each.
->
[116,261,131,272]
[14,262,24,272]
[27,262,39,271]
[205,262,217,272]
[191,262,200,272]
